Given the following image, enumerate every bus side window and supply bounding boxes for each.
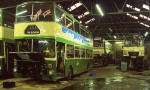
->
[67,44,74,58]
[74,22,79,34]
[90,50,93,58]
[86,49,90,58]
[81,48,85,58]
[80,27,87,37]
[3,12,14,28]
[66,16,73,30]
[75,46,80,58]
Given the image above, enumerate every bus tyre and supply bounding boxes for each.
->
[67,68,73,80]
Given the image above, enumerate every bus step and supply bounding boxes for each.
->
[56,72,64,76]
[56,76,64,80]
[56,72,64,80]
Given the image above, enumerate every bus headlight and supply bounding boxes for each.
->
[49,70,54,75]
[48,64,52,68]
[14,68,17,72]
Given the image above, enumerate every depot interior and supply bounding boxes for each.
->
[1,0,150,83]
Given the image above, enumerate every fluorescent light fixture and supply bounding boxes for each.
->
[138,21,150,27]
[108,28,112,32]
[145,32,149,36]
[143,4,149,10]
[126,13,138,20]
[114,35,117,39]
[16,10,27,16]
[139,14,150,21]
[75,2,82,7]
[68,2,82,12]
[126,4,140,12]
[78,11,90,19]
[85,18,95,24]
[134,7,140,12]
[126,4,130,8]
[96,4,104,16]
[58,4,63,8]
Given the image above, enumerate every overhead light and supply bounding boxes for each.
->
[134,7,140,12]
[126,4,131,8]
[96,4,104,16]
[75,2,82,7]
[143,4,149,10]
[108,28,112,32]
[126,4,140,12]
[68,2,82,12]
[78,11,90,19]
[114,35,117,39]
[145,32,149,36]
[138,21,150,27]
[139,14,150,21]
[58,4,63,8]
[85,18,95,24]
[16,10,27,16]
[126,13,138,20]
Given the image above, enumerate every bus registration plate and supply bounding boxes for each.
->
[131,56,136,58]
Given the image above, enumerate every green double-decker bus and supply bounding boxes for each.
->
[0,9,14,78]
[13,1,93,81]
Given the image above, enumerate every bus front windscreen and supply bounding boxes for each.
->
[16,2,53,23]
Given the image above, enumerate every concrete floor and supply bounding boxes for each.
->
[1,65,150,90]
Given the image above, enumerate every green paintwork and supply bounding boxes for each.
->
[0,38,14,43]
[14,36,55,40]
[15,36,92,50]
[56,37,92,50]
[64,59,92,77]
[41,60,57,81]
[41,59,92,81]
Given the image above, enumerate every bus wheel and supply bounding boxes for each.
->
[68,67,73,80]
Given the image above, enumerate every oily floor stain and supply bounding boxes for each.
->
[60,78,105,90]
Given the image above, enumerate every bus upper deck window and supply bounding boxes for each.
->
[55,7,65,26]
[16,2,53,23]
